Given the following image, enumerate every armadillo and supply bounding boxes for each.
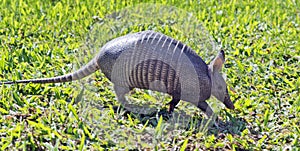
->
[1,30,234,117]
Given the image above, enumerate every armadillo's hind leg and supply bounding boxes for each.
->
[114,85,131,111]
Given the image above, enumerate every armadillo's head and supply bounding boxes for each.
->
[208,50,235,110]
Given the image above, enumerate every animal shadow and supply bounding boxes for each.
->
[112,103,247,135]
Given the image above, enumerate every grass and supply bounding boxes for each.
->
[0,0,299,150]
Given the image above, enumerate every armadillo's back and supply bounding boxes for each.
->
[97,30,211,102]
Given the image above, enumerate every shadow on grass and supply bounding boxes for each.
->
[111,104,247,136]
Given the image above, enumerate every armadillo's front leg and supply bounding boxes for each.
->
[197,101,214,118]
[168,93,181,113]
[197,101,220,128]
[168,98,180,114]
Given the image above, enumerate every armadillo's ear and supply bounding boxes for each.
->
[210,50,225,72]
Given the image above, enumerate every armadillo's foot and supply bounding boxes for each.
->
[168,103,175,114]
[200,113,220,130]
[114,85,131,104]
[197,101,214,118]
[213,122,219,129]
[212,115,220,129]
[167,98,180,114]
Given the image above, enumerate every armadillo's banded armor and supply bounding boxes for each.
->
[97,31,212,103]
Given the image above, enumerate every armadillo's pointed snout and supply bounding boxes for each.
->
[223,93,235,110]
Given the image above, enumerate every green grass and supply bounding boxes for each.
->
[0,0,299,150]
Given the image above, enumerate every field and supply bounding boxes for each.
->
[0,0,299,150]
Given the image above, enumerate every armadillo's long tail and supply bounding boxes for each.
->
[1,58,100,85]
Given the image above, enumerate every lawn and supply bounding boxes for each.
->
[0,0,299,150]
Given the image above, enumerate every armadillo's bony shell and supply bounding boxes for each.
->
[97,30,212,104]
